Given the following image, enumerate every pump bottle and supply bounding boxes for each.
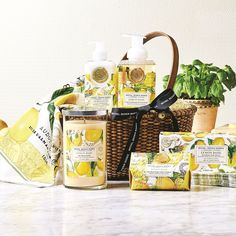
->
[84,42,116,110]
[117,35,156,108]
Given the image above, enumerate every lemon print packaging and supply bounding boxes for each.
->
[159,132,236,187]
[62,110,107,189]
[129,152,191,190]
[117,34,156,108]
[0,85,84,186]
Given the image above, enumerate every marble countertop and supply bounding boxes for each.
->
[0,182,236,236]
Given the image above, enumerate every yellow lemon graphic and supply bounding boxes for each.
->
[189,154,199,171]
[156,177,175,190]
[76,162,90,176]
[66,135,72,150]
[0,119,7,130]
[195,132,208,138]
[122,87,135,93]
[67,170,77,177]
[85,129,102,143]
[73,134,82,147]
[150,93,155,102]
[175,178,185,190]
[212,137,225,145]
[54,94,77,106]
[153,153,170,163]
[196,140,206,146]
[131,180,149,190]
[182,134,194,142]
[9,108,39,143]
[144,72,155,87]
[97,159,104,171]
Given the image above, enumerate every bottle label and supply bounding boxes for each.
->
[124,93,149,107]
[64,128,105,177]
[85,95,113,110]
[195,145,227,164]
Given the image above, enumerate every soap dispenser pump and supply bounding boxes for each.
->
[117,34,156,108]
[84,41,116,110]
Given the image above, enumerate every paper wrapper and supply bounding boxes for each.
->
[129,152,191,191]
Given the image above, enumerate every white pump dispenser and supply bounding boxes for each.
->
[124,34,147,62]
[92,41,107,61]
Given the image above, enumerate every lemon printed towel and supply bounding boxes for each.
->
[0,79,85,187]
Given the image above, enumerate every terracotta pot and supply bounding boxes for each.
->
[183,99,218,132]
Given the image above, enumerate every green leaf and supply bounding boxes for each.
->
[51,87,74,101]
[47,103,56,130]
[192,59,203,66]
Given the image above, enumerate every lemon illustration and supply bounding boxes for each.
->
[67,170,77,177]
[208,164,220,169]
[212,137,225,145]
[97,159,104,171]
[153,153,170,163]
[122,87,135,93]
[182,134,194,142]
[175,178,185,189]
[228,153,236,167]
[150,93,155,102]
[189,154,199,171]
[131,180,149,190]
[156,177,175,189]
[9,108,39,143]
[0,119,7,130]
[85,129,102,143]
[195,132,208,138]
[54,94,77,106]
[196,140,206,146]
[66,135,72,150]
[76,162,90,176]
[73,134,82,146]
[144,72,155,87]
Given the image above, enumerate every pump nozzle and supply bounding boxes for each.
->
[89,41,107,61]
[123,34,147,62]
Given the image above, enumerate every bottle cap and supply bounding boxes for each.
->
[124,34,147,61]
[90,41,107,61]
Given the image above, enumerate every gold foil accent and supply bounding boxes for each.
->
[92,67,109,83]
[130,68,145,83]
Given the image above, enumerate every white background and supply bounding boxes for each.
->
[0,0,235,126]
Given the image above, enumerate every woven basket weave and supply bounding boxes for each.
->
[106,102,196,180]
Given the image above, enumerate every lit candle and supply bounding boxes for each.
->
[62,110,107,189]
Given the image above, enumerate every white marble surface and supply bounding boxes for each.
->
[0,182,236,236]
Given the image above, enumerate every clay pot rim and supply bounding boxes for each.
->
[178,99,219,108]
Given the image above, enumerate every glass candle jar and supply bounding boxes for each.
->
[62,110,107,189]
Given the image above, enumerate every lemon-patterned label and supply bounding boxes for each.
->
[117,64,156,108]
[129,152,190,190]
[160,132,236,173]
[64,128,105,179]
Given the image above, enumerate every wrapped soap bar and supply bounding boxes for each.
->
[160,132,236,187]
[129,152,191,190]
[212,124,236,134]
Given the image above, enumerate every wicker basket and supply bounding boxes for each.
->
[106,102,196,180]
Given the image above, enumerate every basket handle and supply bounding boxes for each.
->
[121,31,179,90]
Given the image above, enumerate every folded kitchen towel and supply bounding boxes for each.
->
[0,78,85,187]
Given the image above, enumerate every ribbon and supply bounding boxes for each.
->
[111,89,179,172]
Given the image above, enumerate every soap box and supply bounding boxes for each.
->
[159,132,236,187]
[129,152,191,190]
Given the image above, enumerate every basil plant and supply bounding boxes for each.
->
[163,59,236,106]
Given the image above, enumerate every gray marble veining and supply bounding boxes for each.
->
[0,182,236,236]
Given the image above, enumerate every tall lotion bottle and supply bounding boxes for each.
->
[84,42,116,110]
[117,35,156,108]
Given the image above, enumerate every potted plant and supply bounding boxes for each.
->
[163,59,236,132]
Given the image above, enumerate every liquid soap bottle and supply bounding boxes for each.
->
[84,42,116,111]
[117,34,156,108]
